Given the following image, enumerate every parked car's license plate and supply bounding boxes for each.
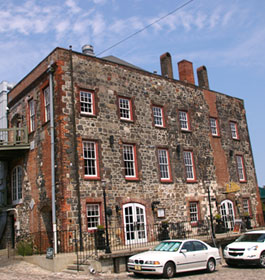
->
[134,265,141,270]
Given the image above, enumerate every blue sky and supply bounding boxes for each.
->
[0,0,264,186]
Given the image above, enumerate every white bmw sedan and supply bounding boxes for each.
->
[223,230,265,267]
[127,239,221,278]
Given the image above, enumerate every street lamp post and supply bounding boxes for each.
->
[102,181,111,254]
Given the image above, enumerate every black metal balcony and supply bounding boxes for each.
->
[0,127,30,160]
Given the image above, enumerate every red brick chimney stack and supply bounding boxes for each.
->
[160,52,173,79]
[177,60,195,84]
[197,66,209,89]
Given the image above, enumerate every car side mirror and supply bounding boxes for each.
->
[181,249,187,253]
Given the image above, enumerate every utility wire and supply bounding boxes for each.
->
[96,0,195,56]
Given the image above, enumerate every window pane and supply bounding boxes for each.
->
[158,149,169,179]
[179,111,189,130]
[119,98,131,120]
[190,202,198,222]
[153,107,163,126]
[83,142,97,176]
[80,91,93,114]
[87,204,100,229]
[123,145,136,177]
[210,118,218,135]
[230,122,238,139]
[236,155,245,181]
[184,151,195,180]
[44,87,50,121]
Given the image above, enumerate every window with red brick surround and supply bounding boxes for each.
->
[118,97,133,121]
[28,99,35,133]
[242,198,252,216]
[236,155,247,182]
[183,151,196,182]
[83,141,100,180]
[122,144,139,180]
[189,202,199,224]
[157,149,172,182]
[43,86,50,123]
[86,204,101,230]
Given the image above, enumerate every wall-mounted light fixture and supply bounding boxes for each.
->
[109,135,114,151]
[151,201,160,213]
[115,205,121,215]
[229,150,234,158]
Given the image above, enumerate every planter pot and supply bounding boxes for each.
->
[95,229,106,250]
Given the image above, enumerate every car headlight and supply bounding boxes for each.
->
[247,245,258,251]
[145,260,160,265]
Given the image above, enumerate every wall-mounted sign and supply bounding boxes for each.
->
[46,247,54,259]
[225,182,240,193]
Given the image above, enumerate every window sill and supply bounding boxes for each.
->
[125,177,139,181]
[84,176,101,181]
[232,138,240,141]
[239,180,247,183]
[212,135,221,138]
[120,118,134,123]
[80,113,97,118]
[161,179,173,183]
[154,125,166,129]
[181,129,192,133]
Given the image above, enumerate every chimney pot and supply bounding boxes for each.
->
[178,60,195,85]
[197,66,209,89]
[160,52,173,79]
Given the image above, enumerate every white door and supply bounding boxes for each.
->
[123,203,147,245]
[220,200,235,229]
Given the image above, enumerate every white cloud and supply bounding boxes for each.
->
[65,0,81,14]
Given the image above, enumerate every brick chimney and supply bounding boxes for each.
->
[197,66,209,89]
[160,52,173,79]
[177,60,195,84]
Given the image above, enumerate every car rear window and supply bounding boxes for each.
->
[236,233,265,242]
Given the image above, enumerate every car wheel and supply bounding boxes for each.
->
[163,261,175,278]
[206,258,216,273]
[259,251,265,268]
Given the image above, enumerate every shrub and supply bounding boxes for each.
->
[17,240,34,256]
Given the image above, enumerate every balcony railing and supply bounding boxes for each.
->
[0,127,29,149]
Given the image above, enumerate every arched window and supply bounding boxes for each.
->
[12,166,23,204]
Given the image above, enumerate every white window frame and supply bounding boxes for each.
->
[29,99,35,132]
[242,198,250,215]
[83,141,99,178]
[230,121,239,139]
[184,151,196,181]
[119,97,132,121]
[179,111,190,130]
[123,144,137,179]
[44,87,50,122]
[80,91,95,115]
[158,149,171,181]
[210,117,219,136]
[153,106,164,127]
[12,166,23,204]
[87,204,100,230]
[236,155,246,182]
[190,202,198,223]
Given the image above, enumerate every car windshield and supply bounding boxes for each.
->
[236,233,265,243]
[153,241,182,252]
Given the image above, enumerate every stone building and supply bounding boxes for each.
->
[0,46,263,248]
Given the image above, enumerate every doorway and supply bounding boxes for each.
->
[123,203,147,245]
[220,200,235,230]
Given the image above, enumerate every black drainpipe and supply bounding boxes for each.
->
[69,46,83,250]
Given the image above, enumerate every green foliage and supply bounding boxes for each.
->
[215,213,221,220]
[97,225,105,230]
[17,240,34,256]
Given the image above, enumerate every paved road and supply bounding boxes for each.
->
[0,253,264,280]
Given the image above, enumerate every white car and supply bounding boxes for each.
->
[127,239,221,278]
[223,230,265,267]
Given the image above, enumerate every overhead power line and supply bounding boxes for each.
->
[96,0,195,56]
